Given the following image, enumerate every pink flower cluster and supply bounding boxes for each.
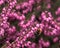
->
[0,0,60,48]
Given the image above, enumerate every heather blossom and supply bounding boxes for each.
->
[0,0,60,48]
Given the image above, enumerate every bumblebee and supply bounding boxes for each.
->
[37,28,42,34]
